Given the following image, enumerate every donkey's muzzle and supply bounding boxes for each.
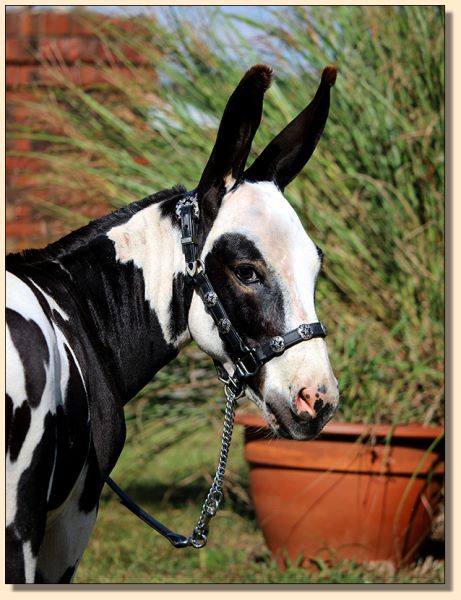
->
[290,384,334,421]
[266,388,338,440]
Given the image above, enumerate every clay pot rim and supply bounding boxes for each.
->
[235,411,444,440]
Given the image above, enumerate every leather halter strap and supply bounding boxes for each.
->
[178,193,328,396]
[106,191,329,549]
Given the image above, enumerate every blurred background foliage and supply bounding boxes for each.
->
[6,5,445,584]
[7,5,444,432]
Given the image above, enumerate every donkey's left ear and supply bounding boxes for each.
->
[196,64,272,221]
[244,65,337,191]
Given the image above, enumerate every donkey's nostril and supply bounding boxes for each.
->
[295,388,317,418]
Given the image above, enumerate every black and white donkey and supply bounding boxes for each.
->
[6,64,339,583]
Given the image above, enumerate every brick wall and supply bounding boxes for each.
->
[6,8,152,252]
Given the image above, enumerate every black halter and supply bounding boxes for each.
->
[106,191,328,548]
[177,192,328,397]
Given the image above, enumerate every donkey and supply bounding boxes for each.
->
[6,64,339,583]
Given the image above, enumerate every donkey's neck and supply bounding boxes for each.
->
[88,196,192,399]
[8,187,193,402]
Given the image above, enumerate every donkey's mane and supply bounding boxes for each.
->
[7,185,186,269]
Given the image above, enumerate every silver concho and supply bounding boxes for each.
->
[218,318,231,334]
[320,322,328,336]
[175,194,199,220]
[204,291,218,308]
[297,323,313,340]
[270,336,285,354]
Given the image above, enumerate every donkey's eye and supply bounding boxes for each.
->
[234,264,260,285]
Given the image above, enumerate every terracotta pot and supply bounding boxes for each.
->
[235,413,444,568]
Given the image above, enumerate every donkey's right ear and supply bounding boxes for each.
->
[244,66,337,191]
[196,64,272,223]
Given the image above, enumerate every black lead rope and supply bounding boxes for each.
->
[105,477,190,548]
[106,193,328,549]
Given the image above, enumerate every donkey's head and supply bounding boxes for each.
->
[188,65,339,440]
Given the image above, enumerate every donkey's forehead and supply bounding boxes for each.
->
[223,181,298,228]
[204,181,318,263]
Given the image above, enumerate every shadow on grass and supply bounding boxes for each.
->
[102,479,256,520]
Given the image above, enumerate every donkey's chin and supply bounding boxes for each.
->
[262,392,337,441]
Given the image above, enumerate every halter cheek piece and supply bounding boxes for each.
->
[177,193,328,397]
[106,193,329,550]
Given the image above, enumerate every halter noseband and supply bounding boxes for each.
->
[178,192,328,397]
[106,192,329,549]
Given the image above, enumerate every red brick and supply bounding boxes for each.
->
[6,94,41,123]
[30,12,43,36]
[5,64,83,88]
[6,13,19,37]
[6,90,37,104]
[6,65,34,88]
[120,44,149,66]
[6,101,36,122]
[6,238,34,252]
[5,139,32,153]
[6,221,46,238]
[17,64,112,87]
[6,205,16,222]
[39,38,103,64]
[14,205,32,219]
[68,13,97,37]
[42,12,70,37]
[68,64,139,87]
[6,156,41,174]
[39,38,75,63]
[34,65,61,86]
[6,204,32,221]
[5,39,38,64]
[7,235,50,252]
[82,204,109,219]
[7,174,39,189]
[78,64,106,86]
[17,12,33,37]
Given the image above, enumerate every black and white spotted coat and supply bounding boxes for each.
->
[5,64,340,583]
[6,188,189,583]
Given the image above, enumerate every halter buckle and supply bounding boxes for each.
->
[234,350,260,379]
[178,195,200,277]
[214,361,231,384]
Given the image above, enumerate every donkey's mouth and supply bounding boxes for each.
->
[245,385,336,440]
[264,393,336,441]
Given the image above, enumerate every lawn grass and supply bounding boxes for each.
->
[74,403,444,585]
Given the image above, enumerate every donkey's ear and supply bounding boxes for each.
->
[244,66,337,191]
[196,64,272,220]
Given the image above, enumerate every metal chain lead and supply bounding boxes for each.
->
[187,384,239,548]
